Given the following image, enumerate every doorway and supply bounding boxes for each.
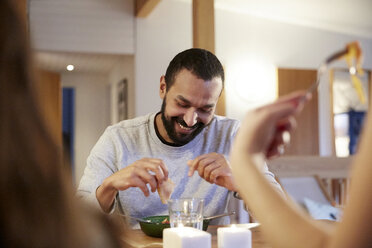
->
[62,88,75,177]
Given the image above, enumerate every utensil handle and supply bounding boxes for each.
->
[204,211,236,220]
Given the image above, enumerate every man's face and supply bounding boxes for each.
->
[159,69,223,145]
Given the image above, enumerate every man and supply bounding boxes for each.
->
[78,48,282,225]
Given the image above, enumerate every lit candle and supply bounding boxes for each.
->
[218,225,252,248]
[163,226,211,248]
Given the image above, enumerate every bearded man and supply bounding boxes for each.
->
[77,48,282,226]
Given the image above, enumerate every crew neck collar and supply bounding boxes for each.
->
[149,113,206,152]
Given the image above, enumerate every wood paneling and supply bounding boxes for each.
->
[192,0,225,116]
[277,68,319,155]
[192,0,215,52]
[217,87,226,116]
[35,70,62,146]
[135,0,161,18]
[13,0,27,24]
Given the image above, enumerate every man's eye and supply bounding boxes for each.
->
[177,102,188,108]
[201,108,212,113]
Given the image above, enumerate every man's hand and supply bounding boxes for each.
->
[187,152,237,191]
[96,158,168,212]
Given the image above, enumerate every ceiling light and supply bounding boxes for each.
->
[66,64,74,71]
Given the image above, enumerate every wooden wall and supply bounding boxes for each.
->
[192,0,225,116]
[277,68,319,155]
[34,70,62,145]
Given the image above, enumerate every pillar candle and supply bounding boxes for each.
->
[163,226,211,248]
[218,225,252,248]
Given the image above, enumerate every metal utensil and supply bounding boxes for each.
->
[306,63,327,95]
[117,214,152,223]
[203,211,236,221]
[306,42,360,95]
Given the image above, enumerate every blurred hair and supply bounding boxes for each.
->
[0,1,122,247]
[164,48,224,91]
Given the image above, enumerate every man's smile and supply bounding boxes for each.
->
[176,119,198,133]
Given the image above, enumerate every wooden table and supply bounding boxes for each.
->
[122,225,270,248]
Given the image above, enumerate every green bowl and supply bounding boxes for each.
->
[139,215,210,238]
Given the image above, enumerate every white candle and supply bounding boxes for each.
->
[163,226,211,248]
[218,225,252,248]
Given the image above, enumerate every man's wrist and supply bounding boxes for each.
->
[96,179,118,213]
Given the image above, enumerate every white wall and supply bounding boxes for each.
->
[30,0,134,54]
[135,0,372,155]
[61,73,111,184]
[109,56,135,124]
[216,8,372,114]
[215,8,372,156]
[135,0,192,116]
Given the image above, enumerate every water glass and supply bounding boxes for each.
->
[168,198,204,230]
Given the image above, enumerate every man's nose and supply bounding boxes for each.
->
[183,109,198,127]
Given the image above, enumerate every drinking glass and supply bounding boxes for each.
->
[168,198,204,230]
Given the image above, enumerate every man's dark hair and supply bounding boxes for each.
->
[164,48,224,91]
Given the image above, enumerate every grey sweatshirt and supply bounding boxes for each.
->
[77,113,281,226]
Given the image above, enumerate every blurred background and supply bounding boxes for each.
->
[22,0,372,186]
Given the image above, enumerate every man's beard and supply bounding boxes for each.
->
[160,98,206,146]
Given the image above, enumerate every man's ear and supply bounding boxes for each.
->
[159,76,167,99]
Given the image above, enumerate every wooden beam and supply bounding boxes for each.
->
[136,0,161,18]
[192,0,215,52]
[369,70,372,110]
[329,69,336,156]
[192,0,225,116]
[35,69,62,146]
[13,0,28,26]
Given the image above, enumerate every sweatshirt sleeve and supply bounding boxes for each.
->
[77,127,119,213]
[261,162,285,195]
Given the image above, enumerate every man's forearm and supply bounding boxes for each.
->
[96,178,118,213]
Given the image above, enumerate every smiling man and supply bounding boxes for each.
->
[77,48,282,226]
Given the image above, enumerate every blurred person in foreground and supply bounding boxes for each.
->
[0,1,124,247]
[230,91,372,247]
